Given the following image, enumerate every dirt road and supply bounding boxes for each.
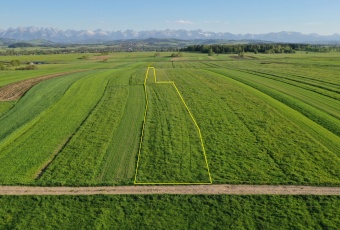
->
[0,185,339,195]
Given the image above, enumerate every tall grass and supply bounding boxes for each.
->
[0,195,339,229]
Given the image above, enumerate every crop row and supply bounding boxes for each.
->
[237,68,340,100]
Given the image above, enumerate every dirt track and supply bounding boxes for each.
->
[0,185,339,195]
[0,71,83,101]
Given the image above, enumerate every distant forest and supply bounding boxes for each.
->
[8,42,34,48]
[2,41,340,56]
[181,44,340,54]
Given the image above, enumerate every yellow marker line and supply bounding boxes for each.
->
[134,67,212,185]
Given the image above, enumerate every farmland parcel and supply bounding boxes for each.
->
[0,52,339,186]
[0,51,339,228]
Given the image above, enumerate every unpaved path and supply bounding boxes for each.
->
[0,70,84,101]
[0,185,339,195]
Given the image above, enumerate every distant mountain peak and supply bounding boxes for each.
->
[0,27,339,44]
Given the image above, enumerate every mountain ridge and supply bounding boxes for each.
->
[1,26,340,44]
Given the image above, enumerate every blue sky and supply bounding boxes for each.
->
[1,0,339,35]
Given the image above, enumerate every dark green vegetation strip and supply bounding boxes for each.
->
[0,101,14,117]
[0,195,339,229]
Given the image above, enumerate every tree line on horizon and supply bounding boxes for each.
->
[181,44,340,54]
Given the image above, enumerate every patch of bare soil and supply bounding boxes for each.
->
[0,185,339,195]
[171,57,188,61]
[0,71,83,101]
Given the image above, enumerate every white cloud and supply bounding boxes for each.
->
[175,20,194,24]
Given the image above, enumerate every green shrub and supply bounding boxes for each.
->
[10,60,21,66]
[171,52,183,57]
[15,65,38,70]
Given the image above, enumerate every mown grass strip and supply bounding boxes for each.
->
[236,68,340,114]
[37,82,126,184]
[95,84,145,184]
[134,67,211,184]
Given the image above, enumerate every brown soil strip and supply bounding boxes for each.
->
[0,71,84,101]
[0,185,339,195]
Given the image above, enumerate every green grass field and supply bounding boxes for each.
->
[0,195,339,229]
[0,51,340,228]
[0,51,339,185]
[38,69,145,185]
[135,68,211,184]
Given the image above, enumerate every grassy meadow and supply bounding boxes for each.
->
[0,51,339,185]
[0,51,340,228]
[0,195,339,229]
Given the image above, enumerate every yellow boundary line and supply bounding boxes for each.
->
[134,67,212,185]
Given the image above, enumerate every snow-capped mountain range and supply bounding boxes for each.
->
[1,26,340,43]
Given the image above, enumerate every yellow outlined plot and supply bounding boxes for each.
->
[134,67,212,184]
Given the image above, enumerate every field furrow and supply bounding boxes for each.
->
[237,69,340,100]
